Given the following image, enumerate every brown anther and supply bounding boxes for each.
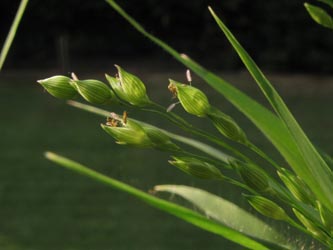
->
[122,111,128,124]
[106,117,120,127]
[168,83,178,98]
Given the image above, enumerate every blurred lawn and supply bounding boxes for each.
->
[0,70,332,250]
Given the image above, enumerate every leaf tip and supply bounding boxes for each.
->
[44,151,55,160]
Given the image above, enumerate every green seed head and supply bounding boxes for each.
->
[237,163,270,193]
[208,108,247,143]
[142,124,180,151]
[168,79,211,117]
[37,75,76,99]
[70,79,113,105]
[106,65,151,106]
[169,156,224,179]
[245,195,290,221]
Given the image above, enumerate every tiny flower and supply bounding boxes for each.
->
[70,79,114,105]
[207,108,247,143]
[101,112,152,147]
[169,156,224,179]
[102,112,179,151]
[245,195,290,221]
[168,79,211,117]
[105,65,151,106]
[37,75,76,99]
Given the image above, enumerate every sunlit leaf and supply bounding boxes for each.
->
[155,185,295,249]
[208,7,333,212]
[45,152,270,250]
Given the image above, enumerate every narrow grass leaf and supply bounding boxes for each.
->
[208,7,333,211]
[45,152,270,250]
[155,185,295,250]
[304,3,333,29]
[162,130,235,164]
[67,100,111,117]
[0,0,29,70]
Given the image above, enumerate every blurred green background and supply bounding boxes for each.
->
[1,0,333,249]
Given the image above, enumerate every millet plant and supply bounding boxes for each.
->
[36,1,333,249]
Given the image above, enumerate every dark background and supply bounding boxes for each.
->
[1,0,333,73]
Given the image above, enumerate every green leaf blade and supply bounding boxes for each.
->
[155,185,295,250]
[45,152,270,250]
[208,7,333,212]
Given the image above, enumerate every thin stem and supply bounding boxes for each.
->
[0,0,29,70]
[67,100,110,117]
[146,102,252,163]
[176,149,232,170]
[246,141,282,170]
[224,176,257,194]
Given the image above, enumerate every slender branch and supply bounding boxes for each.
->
[0,0,29,70]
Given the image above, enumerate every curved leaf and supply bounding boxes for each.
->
[208,7,333,212]
[45,152,270,250]
[155,185,295,250]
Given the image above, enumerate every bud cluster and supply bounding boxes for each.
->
[38,65,151,107]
